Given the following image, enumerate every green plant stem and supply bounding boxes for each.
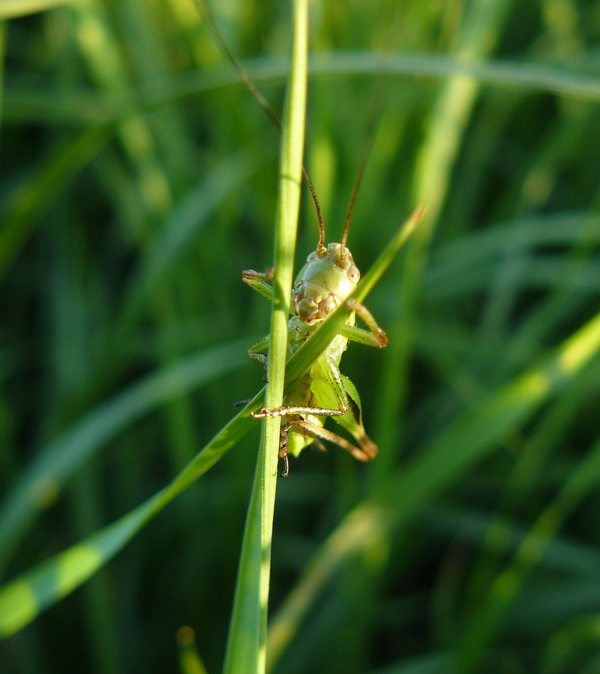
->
[222,1,309,673]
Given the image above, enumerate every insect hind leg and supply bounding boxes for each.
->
[278,416,376,476]
[272,406,346,477]
[252,404,345,419]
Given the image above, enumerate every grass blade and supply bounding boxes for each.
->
[267,310,600,668]
[0,341,247,575]
[223,1,309,671]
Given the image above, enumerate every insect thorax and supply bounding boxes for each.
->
[292,243,360,325]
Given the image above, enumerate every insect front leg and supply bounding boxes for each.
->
[243,268,276,378]
[242,268,274,301]
[341,298,388,348]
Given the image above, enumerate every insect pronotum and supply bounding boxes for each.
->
[197,0,392,476]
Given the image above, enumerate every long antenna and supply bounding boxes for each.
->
[338,2,402,255]
[193,0,326,254]
[339,103,382,254]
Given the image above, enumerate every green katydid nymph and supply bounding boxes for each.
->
[243,189,389,477]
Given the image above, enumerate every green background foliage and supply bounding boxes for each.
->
[2,0,600,672]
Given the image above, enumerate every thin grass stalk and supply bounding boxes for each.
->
[222,1,309,672]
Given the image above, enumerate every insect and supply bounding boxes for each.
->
[243,216,389,477]
[197,0,389,476]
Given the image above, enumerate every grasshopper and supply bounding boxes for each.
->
[243,224,389,476]
[196,0,389,475]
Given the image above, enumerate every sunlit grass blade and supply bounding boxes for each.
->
[0,392,261,637]
[0,340,248,575]
[5,1,600,670]
[266,310,600,669]
[0,0,75,18]
[222,0,308,671]
[0,493,159,637]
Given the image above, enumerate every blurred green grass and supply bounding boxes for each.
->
[2,0,600,672]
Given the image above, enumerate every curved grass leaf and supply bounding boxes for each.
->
[0,340,248,575]
[0,205,422,640]
[0,392,260,638]
[7,53,600,130]
[137,52,600,112]
[267,310,600,669]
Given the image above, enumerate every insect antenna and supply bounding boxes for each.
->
[339,111,380,257]
[193,0,327,254]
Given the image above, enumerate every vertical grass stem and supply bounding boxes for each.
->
[223,1,309,672]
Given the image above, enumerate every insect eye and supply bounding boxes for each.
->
[349,266,360,284]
